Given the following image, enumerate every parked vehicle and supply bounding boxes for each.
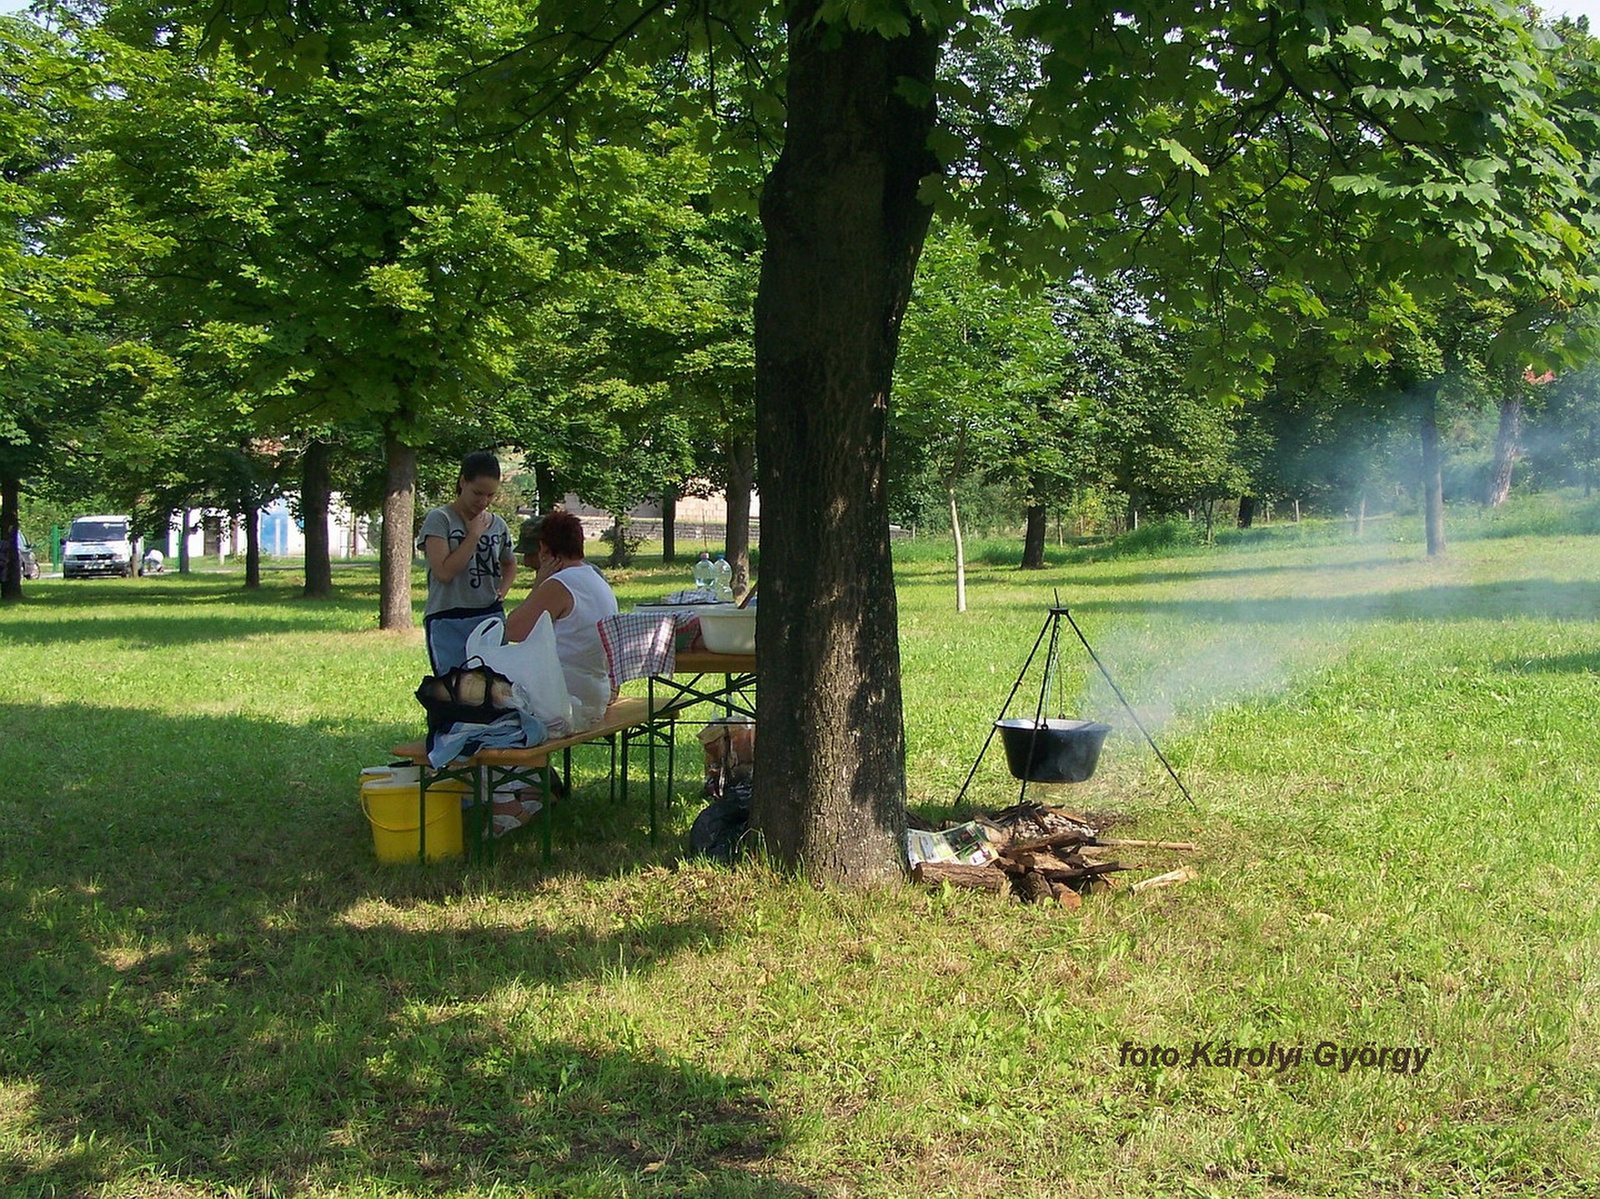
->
[3,532,40,581]
[62,515,137,578]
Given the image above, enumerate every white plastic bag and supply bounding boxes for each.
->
[463,613,573,728]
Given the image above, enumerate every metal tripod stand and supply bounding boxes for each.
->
[954,603,1198,812]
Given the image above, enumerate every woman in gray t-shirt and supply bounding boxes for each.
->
[418,451,517,673]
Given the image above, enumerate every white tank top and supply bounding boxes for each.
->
[551,564,619,726]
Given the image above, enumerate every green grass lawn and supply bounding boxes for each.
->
[2,511,1598,1197]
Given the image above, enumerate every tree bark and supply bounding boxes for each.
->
[1021,504,1046,569]
[1420,392,1446,558]
[178,511,191,574]
[1486,393,1522,507]
[606,514,632,567]
[533,460,561,513]
[724,432,755,599]
[0,473,20,601]
[749,4,940,884]
[661,481,678,565]
[302,439,334,599]
[243,504,261,589]
[379,433,417,629]
[1237,495,1255,528]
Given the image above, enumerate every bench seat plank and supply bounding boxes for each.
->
[391,696,656,767]
[389,696,671,862]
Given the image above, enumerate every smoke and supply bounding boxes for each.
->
[1047,551,1431,741]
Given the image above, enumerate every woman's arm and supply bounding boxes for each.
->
[505,576,575,641]
[424,509,492,583]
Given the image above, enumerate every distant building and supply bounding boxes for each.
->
[157,497,373,563]
[554,486,761,544]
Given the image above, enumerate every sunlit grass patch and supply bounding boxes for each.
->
[3,523,1599,1196]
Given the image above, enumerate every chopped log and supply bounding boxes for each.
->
[1011,860,1127,885]
[1096,838,1199,852]
[1130,866,1198,894]
[1012,871,1054,904]
[1007,830,1097,854]
[985,801,1088,826]
[1051,884,1084,910]
[911,861,1009,894]
[1004,849,1085,873]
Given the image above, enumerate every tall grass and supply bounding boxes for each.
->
[2,520,1598,1197]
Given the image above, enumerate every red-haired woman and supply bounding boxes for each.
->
[505,511,619,726]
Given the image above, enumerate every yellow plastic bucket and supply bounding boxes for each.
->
[360,767,467,863]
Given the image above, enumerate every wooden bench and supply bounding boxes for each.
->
[390,696,676,862]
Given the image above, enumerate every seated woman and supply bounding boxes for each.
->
[505,511,619,728]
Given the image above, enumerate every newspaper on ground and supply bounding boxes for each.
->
[905,820,999,867]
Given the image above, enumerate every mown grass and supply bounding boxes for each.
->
[2,509,1598,1198]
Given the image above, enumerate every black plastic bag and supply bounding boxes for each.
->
[414,661,517,733]
[688,779,752,864]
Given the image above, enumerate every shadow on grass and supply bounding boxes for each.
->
[2,577,395,646]
[1496,651,1600,675]
[980,578,1600,626]
[1022,553,1406,589]
[0,701,789,1197]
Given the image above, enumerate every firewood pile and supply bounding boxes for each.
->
[909,801,1197,908]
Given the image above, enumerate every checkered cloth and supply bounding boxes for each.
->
[597,612,678,686]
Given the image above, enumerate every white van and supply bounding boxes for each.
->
[63,515,137,578]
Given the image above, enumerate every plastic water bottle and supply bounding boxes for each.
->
[693,551,715,592]
[713,555,734,601]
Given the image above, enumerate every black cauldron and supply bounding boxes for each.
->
[994,718,1112,783]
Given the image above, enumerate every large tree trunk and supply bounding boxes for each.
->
[0,473,20,602]
[1237,495,1255,528]
[661,482,678,565]
[749,5,940,885]
[724,433,756,599]
[379,434,417,629]
[1021,503,1046,569]
[178,511,191,574]
[1420,393,1446,558]
[243,505,262,589]
[302,439,333,599]
[1486,393,1522,507]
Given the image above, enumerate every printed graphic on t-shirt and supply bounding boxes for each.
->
[451,528,502,591]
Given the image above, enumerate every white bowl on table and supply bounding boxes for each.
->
[695,607,757,655]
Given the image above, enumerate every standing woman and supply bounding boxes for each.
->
[418,451,517,673]
[505,511,619,727]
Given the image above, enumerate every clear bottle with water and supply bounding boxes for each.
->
[693,551,716,592]
[713,555,734,601]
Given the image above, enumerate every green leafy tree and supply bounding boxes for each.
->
[0,16,147,597]
[895,220,1068,603]
[1526,363,1600,492]
[60,1,576,618]
[202,0,1600,883]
